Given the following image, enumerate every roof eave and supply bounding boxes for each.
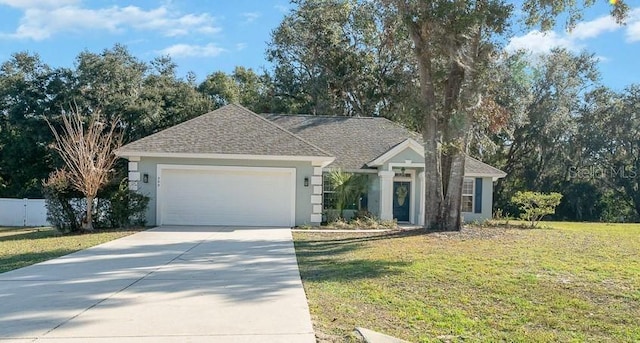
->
[366,138,424,167]
[464,172,508,181]
[115,150,335,166]
[322,167,379,174]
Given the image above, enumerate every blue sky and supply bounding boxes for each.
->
[0,1,638,90]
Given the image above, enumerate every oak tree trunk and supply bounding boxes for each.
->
[442,152,466,230]
[422,114,443,230]
[412,31,443,230]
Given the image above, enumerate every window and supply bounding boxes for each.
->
[461,178,474,213]
[323,173,336,210]
[322,172,368,211]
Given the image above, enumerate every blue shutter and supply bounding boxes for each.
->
[474,178,482,214]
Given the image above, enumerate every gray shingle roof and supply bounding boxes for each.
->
[119,105,504,177]
[465,156,507,177]
[263,114,506,177]
[263,114,421,170]
[118,104,331,157]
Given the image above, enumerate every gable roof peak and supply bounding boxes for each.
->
[117,103,332,158]
[234,105,333,157]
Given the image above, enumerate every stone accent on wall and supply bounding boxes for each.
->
[313,185,322,195]
[312,204,322,214]
[311,175,322,186]
[128,161,139,191]
[310,167,324,224]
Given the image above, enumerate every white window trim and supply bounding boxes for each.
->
[322,173,335,210]
[461,177,474,213]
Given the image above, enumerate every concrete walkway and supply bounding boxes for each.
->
[0,226,315,342]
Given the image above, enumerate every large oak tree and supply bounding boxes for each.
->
[389,0,627,230]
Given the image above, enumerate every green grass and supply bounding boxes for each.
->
[294,222,640,342]
[0,227,142,273]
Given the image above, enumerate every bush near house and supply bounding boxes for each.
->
[43,170,85,232]
[44,174,149,232]
[105,180,150,228]
[325,215,398,230]
[325,170,369,220]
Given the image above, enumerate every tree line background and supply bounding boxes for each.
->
[1,0,638,222]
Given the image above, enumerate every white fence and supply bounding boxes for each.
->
[0,198,49,227]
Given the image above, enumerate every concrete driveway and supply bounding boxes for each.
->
[0,226,315,342]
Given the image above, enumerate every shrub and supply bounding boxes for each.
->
[379,219,399,230]
[44,173,149,231]
[326,170,368,219]
[323,209,341,224]
[326,215,398,230]
[107,180,149,228]
[331,218,351,229]
[511,191,563,227]
[43,170,84,233]
[354,210,374,220]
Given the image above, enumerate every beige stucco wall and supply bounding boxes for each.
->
[381,148,424,170]
[367,174,380,218]
[128,151,496,227]
[133,157,315,227]
[461,177,494,223]
[363,143,495,224]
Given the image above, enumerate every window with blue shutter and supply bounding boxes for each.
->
[474,178,483,214]
[462,179,474,212]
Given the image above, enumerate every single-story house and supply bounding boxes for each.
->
[116,104,506,227]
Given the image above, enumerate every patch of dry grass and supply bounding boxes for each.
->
[294,223,640,342]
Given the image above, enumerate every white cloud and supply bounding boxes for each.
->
[627,22,640,42]
[0,2,220,40]
[507,9,640,55]
[0,0,79,9]
[236,43,247,51]
[505,30,578,54]
[570,16,619,40]
[157,43,226,58]
[625,9,640,42]
[198,26,221,35]
[274,4,289,14]
[241,12,261,23]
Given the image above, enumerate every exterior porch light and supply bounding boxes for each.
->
[143,173,149,183]
[304,177,309,187]
[400,167,406,176]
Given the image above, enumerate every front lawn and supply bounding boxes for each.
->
[0,227,141,273]
[294,222,640,342]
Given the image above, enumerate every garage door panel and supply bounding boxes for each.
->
[158,166,295,226]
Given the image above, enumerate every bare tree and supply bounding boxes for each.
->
[48,109,122,231]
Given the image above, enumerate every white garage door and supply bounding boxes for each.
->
[158,165,295,227]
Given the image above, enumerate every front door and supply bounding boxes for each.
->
[393,181,410,222]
